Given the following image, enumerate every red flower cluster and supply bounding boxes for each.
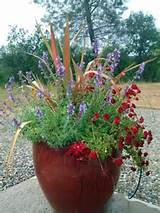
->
[125,83,141,99]
[93,112,100,122]
[66,141,97,161]
[113,116,120,124]
[113,157,123,167]
[103,113,110,120]
[93,112,111,122]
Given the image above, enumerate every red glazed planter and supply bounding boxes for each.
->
[33,142,120,213]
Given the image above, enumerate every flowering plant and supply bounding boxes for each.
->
[4,22,154,175]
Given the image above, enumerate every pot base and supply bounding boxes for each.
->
[33,142,120,213]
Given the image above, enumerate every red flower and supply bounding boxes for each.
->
[139,140,144,147]
[118,141,124,150]
[82,148,91,156]
[114,157,123,167]
[118,136,124,150]
[118,107,123,113]
[144,152,148,157]
[87,72,95,78]
[113,116,120,125]
[131,103,136,108]
[131,83,138,90]
[125,134,132,144]
[112,89,117,95]
[111,98,116,104]
[139,116,144,123]
[93,112,100,122]
[131,126,138,135]
[103,113,110,120]
[128,113,134,118]
[131,83,141,93]
[119,136,124,143]
[125,127,130,132]
[134,140,140,148]
[89,151,97,160]
[121,102,129,110]
[106,66,111,71]
[143,131,148,139]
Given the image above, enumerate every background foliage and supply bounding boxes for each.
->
[0,1,160,85]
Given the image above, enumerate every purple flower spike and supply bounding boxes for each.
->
[106,49,120,72]
[36,90,44,99]
[42,51,48,62]
[55,58,65,78]
[134,62,145,80]
[67,103,75,117]
[79,102,87,117]
[38,51,48,69]
[26,71,33,82]
[67,80,74,97]
[105,93,113,103]
[35,107,44,119]
[95,73,103,87]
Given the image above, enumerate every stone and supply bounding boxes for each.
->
[0,176,160,213]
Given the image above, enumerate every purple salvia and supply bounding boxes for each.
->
[42,51,48,62]
[36,90,44,99]
[67,80,74,97]
[95,73,103,87]
[67,103,75,117]
[35,107,44,119]
[106,49,120,72]
[38,51,48,69]
[134,62,145,80]
[105,93,113,103]
[26,71,33,82]
[55,58,65,78]
[79,102,87,117]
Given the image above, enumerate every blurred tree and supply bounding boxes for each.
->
[0,26,45,85]
[125,12,159,61]
[33,0,127,45]
[123,12,160,81]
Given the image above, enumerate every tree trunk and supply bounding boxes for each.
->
[83,0,95,45]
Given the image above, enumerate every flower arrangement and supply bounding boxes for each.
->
[4,21,155,176]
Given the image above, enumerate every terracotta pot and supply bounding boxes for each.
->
[33,142,120,213]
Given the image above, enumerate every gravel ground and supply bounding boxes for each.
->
[0,108,159,206]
